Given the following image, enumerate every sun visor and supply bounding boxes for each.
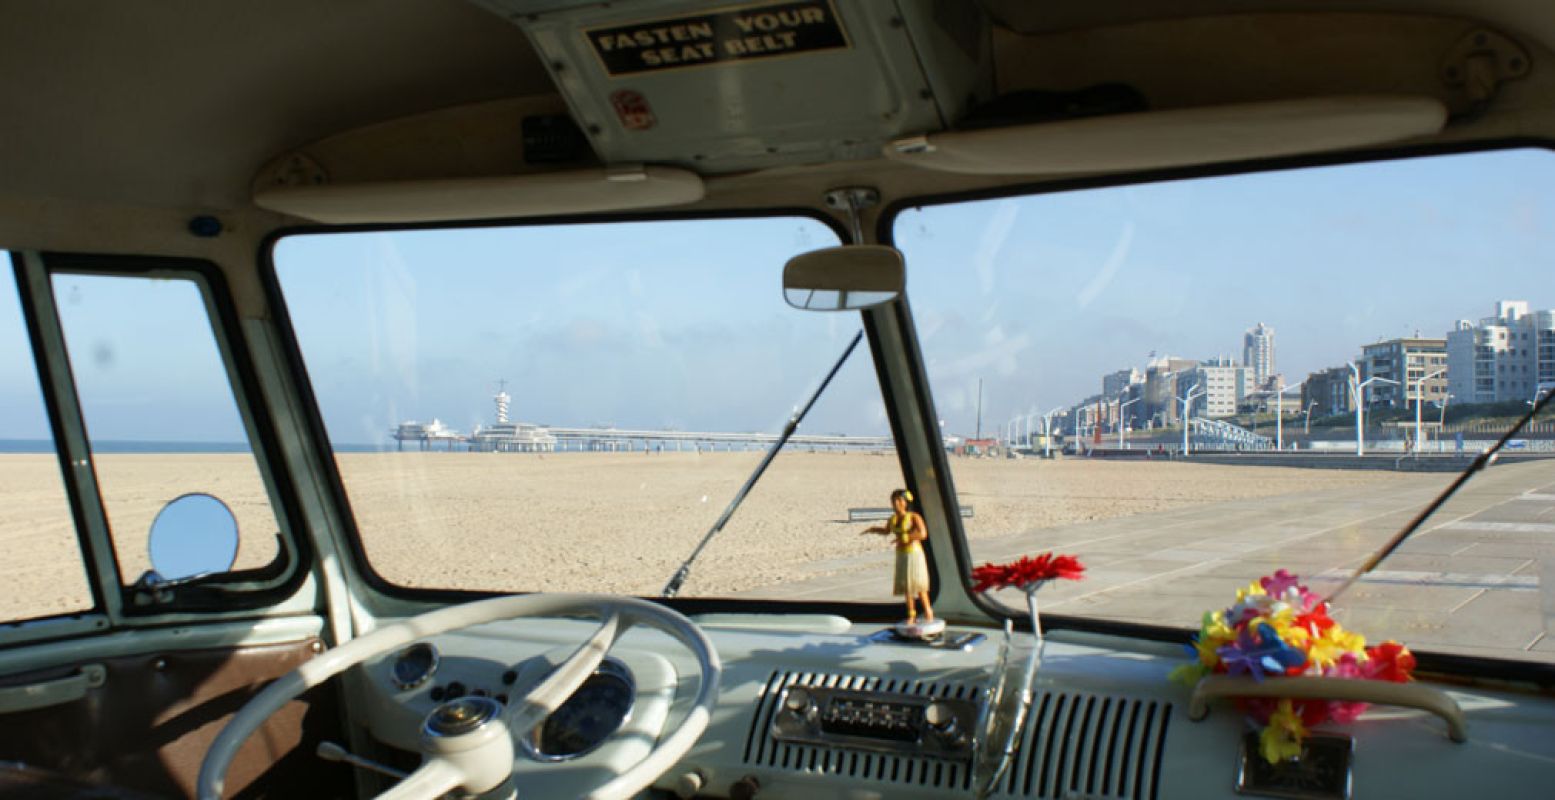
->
[884,95,1448,175]
[253,166,704,224]
[468,0,994,173]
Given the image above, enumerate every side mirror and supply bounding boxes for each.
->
[783,245,904,311]
[147,493,240,582]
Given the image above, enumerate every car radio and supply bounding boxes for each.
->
[769,684,980,759]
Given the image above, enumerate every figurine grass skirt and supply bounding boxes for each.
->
[894,544,931,596]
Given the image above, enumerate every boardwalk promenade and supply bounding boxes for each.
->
[742,459,1555,663]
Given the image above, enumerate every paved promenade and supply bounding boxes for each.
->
[742,459,1555,664]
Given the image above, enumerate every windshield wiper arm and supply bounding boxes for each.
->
[661,330,864,598]
[1325,387,1555,604]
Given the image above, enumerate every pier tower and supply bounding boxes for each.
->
[494,379,511,424]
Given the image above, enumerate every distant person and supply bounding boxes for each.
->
[862,489,934,625]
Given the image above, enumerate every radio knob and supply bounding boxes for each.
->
[783,687,813,715]
[925,702,957,736]
[674,769,706,799]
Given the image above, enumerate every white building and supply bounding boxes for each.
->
[1446,301,1555,404]
[467,385,557,452]
[1243,323,1275,386]
[1190,359,1252,418]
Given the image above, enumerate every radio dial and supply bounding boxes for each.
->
[783,688,814,715]
[925,701,957,735]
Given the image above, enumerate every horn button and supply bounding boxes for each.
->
[424,696,503,738]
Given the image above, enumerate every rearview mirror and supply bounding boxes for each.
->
[783,245,904,311]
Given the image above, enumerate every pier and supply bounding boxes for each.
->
[392,386,890,453]
[394,423,891,453]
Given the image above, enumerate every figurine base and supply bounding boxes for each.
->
[892,618,947,639]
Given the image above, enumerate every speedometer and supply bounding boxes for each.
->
[526,659,635,761]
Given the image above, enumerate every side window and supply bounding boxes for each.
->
[0,257,95,621]
[51,272,282,587]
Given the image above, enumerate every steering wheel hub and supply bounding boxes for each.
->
[424,696,503,738]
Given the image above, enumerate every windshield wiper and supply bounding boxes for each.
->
[661,330,864,598]
[1325,388,1555,604]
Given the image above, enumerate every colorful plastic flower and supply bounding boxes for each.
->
[1258,699,1308,763]
[1217,622,1307,680]
[1307,625,1365,670]
[971,552,1085,592]
[1362,641,1416,683]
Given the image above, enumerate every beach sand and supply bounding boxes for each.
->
[1,451,1422,620]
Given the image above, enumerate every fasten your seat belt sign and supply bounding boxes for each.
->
[584,0,849,76]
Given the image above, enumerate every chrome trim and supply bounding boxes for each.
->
[520,657,636,763]
[424,695,503,738]
[1236,732,1353,800]
[389,642,440,691]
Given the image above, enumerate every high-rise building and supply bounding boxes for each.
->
[1360,336,1447,409]
[1447,301,1555,403]
[1243,323,1275,386]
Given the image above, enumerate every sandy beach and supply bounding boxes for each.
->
[1,451,1426,620]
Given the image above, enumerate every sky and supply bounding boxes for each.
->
[4,148,1554,444]
[897,149,1555,432]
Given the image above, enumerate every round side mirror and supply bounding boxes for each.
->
[148,493,240,581]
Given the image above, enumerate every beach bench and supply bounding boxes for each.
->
[848,506,974,522]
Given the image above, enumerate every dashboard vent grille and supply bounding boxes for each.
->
[1000,690,1173,800]
[742,670,977,791]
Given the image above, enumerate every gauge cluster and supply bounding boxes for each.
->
[384,640,639,762]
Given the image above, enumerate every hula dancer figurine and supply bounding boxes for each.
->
[864,489,943,637]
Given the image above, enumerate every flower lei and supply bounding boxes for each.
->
[1170,569,1416,763]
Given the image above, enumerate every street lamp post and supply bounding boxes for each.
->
[1117,396,1141,448]
[1304,400,1317,434]
[1041,406,1063,458]
[1348,362,1398,457]
[1411,368,1446,456]
[1274,381,1304,451]
[1177,382,1204,456]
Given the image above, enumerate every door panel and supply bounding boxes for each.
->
[0,636,353,798]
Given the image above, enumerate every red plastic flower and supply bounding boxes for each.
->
[971,553,1085,593]
[1294,607,1335,638]
[1362,641,1416,683]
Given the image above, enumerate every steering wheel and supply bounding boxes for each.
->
[196,593,721,800]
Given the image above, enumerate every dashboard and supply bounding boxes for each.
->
[353,614,1555,799]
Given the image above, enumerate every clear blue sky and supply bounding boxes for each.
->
[273,218,885,444]
[4,148,1553,444]
[896,148,1555,432]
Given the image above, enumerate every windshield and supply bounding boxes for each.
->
[273,216,913,601]
[895,148,1555,666]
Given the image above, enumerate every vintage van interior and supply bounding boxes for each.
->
[4,2,1555,798]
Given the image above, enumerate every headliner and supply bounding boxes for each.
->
[1,1,1552,222]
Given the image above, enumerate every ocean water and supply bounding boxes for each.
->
[0,439,383,454]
